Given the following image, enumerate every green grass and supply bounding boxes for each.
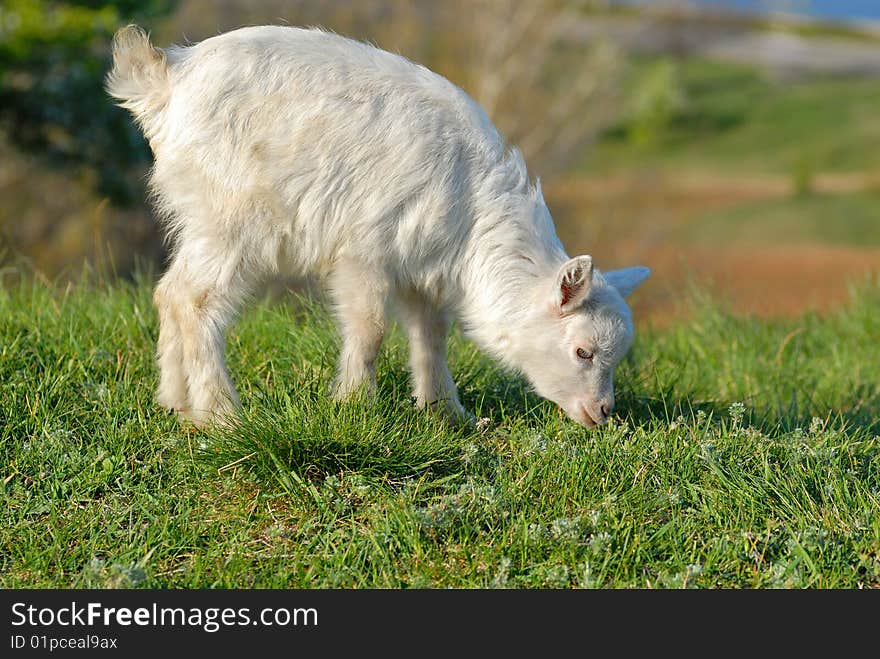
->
[2,274,879,588]
[583,57,880,176]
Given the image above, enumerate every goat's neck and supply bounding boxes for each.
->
[456,201,568,363]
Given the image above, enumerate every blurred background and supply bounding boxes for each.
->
[1,0,878,324]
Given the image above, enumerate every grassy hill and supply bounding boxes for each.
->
[2,275,878,588]
[3,21,880,590]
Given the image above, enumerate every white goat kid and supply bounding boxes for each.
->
[107,24,650,429]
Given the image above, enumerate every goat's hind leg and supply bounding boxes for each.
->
[154,275,190,414]
[155,250,249,428]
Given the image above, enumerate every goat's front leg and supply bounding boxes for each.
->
[328,259,388,399]
[395,289,470,424]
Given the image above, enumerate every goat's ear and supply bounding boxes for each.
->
[604,266,651,298]
[555,256,594,313]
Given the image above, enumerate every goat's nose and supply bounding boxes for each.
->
[600,402,613,420]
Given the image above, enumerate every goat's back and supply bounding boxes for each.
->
[114,25,510,282]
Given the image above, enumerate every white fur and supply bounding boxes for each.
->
[107,24,650,428]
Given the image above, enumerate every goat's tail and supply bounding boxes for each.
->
[105,25,170,130]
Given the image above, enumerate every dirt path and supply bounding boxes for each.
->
[633,244,880,325]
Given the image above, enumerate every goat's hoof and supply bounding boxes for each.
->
[179,404,239,430]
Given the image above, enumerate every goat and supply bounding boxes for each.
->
[106,24,650,428]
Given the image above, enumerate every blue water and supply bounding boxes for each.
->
[618,1,880,22]
[698,1,880,21]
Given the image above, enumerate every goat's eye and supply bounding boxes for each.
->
[576,348,594,361]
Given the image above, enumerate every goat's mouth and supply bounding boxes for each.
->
[581,406,599,428]
[563,404,598,428]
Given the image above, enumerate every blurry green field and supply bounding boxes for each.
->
[2,276,878,588]
[681,190,880,247]
[583,57,880,177]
